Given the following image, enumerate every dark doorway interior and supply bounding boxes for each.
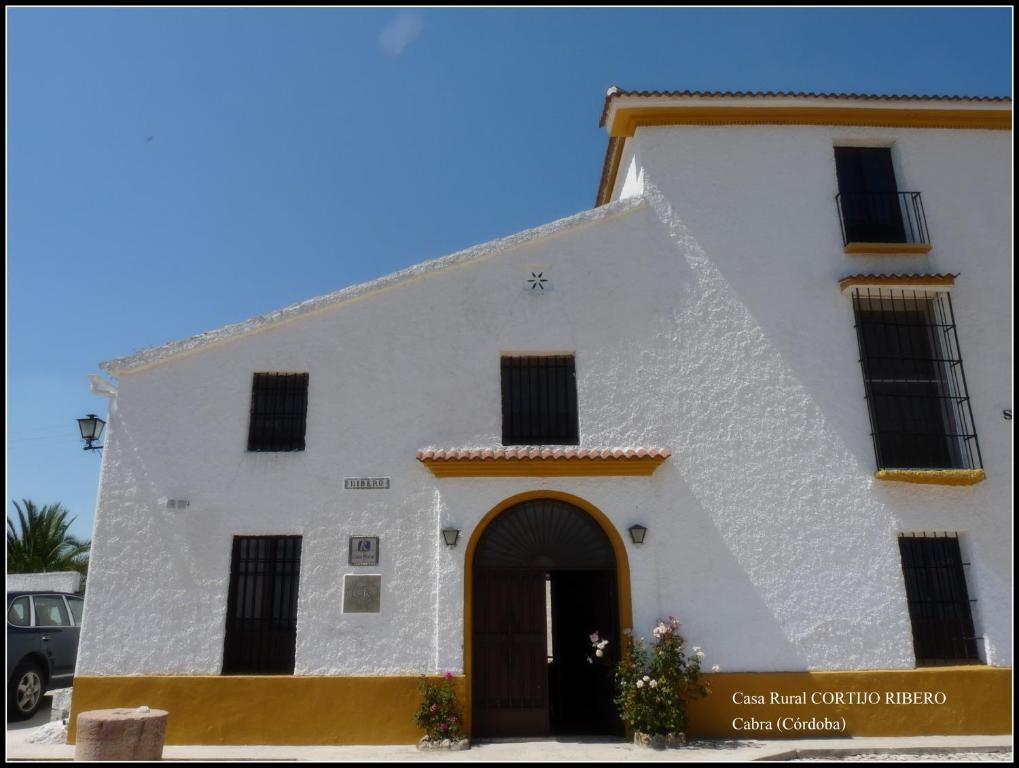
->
[472,498,622,739]
[547,570,624,736]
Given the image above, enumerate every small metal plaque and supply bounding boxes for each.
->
[343,575,381,613]
[344,477,390,490]
[349,536,380,566]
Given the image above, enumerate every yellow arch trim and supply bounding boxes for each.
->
[462,490,634,736]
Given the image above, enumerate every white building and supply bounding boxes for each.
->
[72,90,1012,745]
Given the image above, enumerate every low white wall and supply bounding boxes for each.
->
[7,571,82,594]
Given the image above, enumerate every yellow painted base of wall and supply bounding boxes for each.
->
[69,675,468,746]
[69,667,1009,745]
[687,667,1011,738]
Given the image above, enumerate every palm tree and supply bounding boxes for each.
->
[7,499,90,577]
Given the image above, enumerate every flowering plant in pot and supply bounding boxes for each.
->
[612,617,712,749]
[414,672,469,750]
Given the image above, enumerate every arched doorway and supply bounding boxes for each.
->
[467,495,628,739]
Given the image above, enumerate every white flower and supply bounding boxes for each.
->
[636,680,644,689]
[597,640,609,650]
[711,665,720,672]
[595,649,603,657]
[649,679,658,688]
[589,632,600,643]
[692,646,702,653]
[586,656,593,664]
[696,650,705,658]
[642,675,650,681]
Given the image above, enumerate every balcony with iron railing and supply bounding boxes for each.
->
[836,191,932,254]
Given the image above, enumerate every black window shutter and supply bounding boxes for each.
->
[835,147,905,242]
[501,356,579,445]
[247,373,309,452]
[898,534,980,666]
[850,289,981,472]
[222,535,303,674]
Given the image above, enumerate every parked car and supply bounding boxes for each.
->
[7,591,84,720]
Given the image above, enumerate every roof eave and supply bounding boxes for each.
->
[100,196,648,376]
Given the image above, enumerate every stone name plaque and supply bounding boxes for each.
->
[344,477,390,490]
[343,575,382,614]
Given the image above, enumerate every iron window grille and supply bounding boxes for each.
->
[836,191,930,247]
[247,373,309,452]
[898,533,981,666]
[501,355,579,446]
[222,535,303,675]
[850,288,982,471]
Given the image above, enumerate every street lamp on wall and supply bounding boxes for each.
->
[441,528,461,547]
[628,524,648,545]
[77,414,105,451]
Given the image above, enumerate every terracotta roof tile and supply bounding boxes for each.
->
[599,88,1011,127]
[416,447,672,462]
[839,273,958,290]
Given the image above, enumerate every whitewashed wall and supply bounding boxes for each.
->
[7,572,82,594]
[78,122,1012,677]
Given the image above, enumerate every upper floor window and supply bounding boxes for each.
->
[834,146,929,249]
[247,373,309,452]
[501,355,579,446]
[849,286,981,471]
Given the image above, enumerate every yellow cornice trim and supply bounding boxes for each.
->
[843,242,933,255]
[839,274,956,293]
[595,136,626,207]
[875,469,986,486]
[597,104,1010,207]
[419,455,668,477]
[608,105,1012,137]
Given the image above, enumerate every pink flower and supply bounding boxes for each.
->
[444,672,454,680]
[439,723,448,732]
[430,703,438,713]
[589,632,600,643]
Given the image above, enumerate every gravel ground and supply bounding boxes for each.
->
[791,751,1012,762]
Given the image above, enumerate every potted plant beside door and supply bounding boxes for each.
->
[611,617,711,749]
[414,672,470,750]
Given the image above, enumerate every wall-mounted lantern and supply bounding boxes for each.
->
[628,524,648,545]
[441,528,461,547]
[77,414,105,451]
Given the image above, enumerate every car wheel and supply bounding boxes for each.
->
[8,660,45,721]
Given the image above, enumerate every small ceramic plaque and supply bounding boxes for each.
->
[349,536,379,566]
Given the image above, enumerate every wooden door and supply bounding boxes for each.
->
[472,569,549,737]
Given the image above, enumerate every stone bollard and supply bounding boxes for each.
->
[74,707,168,761]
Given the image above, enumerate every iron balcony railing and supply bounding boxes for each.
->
[836,191,930,247]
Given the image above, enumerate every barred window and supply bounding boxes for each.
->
[247,373,309,452]
[850,288,981,470]
[898,533,980,666]
[222,536,303,674]
[501,356,579,446]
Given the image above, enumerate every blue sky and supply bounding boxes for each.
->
[7,8,1012,542]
